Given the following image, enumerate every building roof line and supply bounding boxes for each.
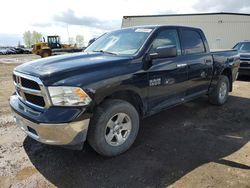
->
[123,12,250,19]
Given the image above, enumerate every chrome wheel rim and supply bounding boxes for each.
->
[219,82,227,101]
[105,113,132,146]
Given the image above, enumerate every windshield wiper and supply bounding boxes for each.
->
[93,50,117,55]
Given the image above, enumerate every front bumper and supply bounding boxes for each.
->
[239,67,250,76]
[10,95,90,147]
[239,61,250,76]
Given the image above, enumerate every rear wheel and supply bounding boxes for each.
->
[209,75,230,105]
[87,99,139,157]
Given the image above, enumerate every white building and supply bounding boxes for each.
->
[121,12,250,49]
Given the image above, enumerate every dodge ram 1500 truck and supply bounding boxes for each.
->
[10,26,240,157]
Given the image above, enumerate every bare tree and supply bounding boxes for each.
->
[75,35,84,47]
[23,30,42,47]
[23,31,32,47]
[68,37,75,45]
[32,31,42,44]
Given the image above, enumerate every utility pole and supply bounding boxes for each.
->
[67,24,70,44]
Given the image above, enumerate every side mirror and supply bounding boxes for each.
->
[150,45,177,59]
[88,38,96,46]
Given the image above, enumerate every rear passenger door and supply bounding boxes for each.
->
[180,29,213,97]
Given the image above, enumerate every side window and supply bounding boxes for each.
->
[151,29,181,55]
[181,29,205,55]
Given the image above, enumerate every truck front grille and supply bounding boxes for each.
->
[20,77,40,90]
[24,93,46,107]
[240,62,250,68]
[13,71,50,109]
[240,58,250,62]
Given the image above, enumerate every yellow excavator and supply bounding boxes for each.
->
[32,36,82,58]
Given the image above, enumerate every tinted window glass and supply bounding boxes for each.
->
[181,29,205,54]
[239,42,250,51]
[85,28,152,55]
[151,29,181,55]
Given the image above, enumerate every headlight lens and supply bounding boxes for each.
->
[48,86,92,106]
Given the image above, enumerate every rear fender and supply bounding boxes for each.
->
[209,60,233,93]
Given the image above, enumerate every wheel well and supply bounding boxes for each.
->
[222,68,232,92]
[101,90,144,117]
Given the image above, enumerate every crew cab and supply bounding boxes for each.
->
[233,41,250,76]
[10,26,240,157]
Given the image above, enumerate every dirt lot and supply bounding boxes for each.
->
[0,55,249,188]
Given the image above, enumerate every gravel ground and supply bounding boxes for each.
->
[0,55,249,188]
[0,54,40,64]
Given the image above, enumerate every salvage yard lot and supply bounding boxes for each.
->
[0,55,249,188]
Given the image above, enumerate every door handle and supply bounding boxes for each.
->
[176,63,187,68]
[205,59,212,64]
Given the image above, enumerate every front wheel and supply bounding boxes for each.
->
[87,99,140,157]
[40,49,51,58]
[209,75,230,105]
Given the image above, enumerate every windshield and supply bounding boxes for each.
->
[239,42,250,52]
[233,42,250,52]
[85,28,153,55]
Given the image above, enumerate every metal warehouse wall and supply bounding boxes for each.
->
[122,13,250,49]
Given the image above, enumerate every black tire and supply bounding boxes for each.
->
[87,99,140,157]
[209,75,230,105]
[40,49,51,58]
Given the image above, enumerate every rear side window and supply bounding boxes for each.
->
[181,29,205,54]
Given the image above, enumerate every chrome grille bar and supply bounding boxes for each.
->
[14,82,42,96]
[13,71,51,109]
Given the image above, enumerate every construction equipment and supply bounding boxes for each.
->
[32,36,82,58]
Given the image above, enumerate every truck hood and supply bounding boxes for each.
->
[15,52,133,79]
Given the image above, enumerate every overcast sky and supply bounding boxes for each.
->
[1,0,250,46]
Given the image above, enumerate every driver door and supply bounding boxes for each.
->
[147,28,189,113]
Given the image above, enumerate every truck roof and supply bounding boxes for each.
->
[122,25,202,31]
[123,12,250,19]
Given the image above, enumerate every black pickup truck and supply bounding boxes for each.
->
[10,26,240,156]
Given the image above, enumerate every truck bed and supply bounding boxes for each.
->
[211,49,240,82]
[211,49,238,62]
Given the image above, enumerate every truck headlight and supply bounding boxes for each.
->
[48,86,92,106]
